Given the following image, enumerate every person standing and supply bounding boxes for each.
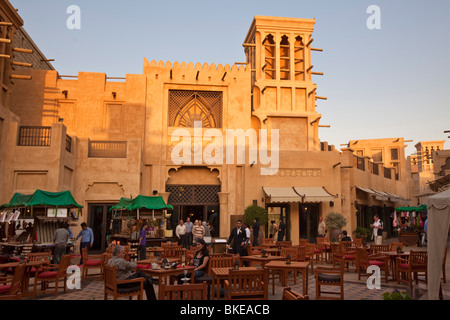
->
[252,217,260,247]
[269,220,277,239]
[138,223,148,261]
[53,223,70,264]
[75,222,94,264]
[277,218,286,242]
[370,214,383,245]
[226,220,247,256]
[318,216,326,238]
[203,221,211,238]
[175,219,187,248]
[108,245,157,300]
[184,217,194,250]
[193,220,205,244]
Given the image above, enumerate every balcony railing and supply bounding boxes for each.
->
[88,140,127,158]
[18,126,51,146]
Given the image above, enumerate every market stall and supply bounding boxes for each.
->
[393,204,427,246]
[109,195,174,248]
[0,189,83,260]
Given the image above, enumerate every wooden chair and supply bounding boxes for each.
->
[103,264,145,300]
[330,243,354,271]
[317,237,331,262]
[282,286,309,300]
[396,250,427,290]
[307,243,324,264]
[159,281,208,300]
[389,242,404,252]
[161,242,177,247]
[262,238,275,246]
[26,251,51,275]
[33,254,71,298]
[370,244,390,255]
[353,238,363,248]
[195,255,234,283]
[276,241,292,248]
[298,239,308,246]
[296,245,314,273]
[81,247,104,280]
[315,263,344,300]
[161,245,184,264]
[246,243,262,256]
[224,269,268,300]
[0,263,26,300]
[355,247,389,283]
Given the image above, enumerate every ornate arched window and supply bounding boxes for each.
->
[169,90,222,128]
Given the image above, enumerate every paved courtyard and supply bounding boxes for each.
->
[22,239,449,301]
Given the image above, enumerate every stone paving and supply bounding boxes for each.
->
[22,239,450,301]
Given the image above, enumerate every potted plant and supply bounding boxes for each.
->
[325,212,347,243]
[244,205,269,244]
[353,226,371,245]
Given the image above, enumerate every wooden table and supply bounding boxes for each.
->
[383,251,410,281]
[140,265,195,295]
[240,255,286,267]
[211,267,257,300]
[264,260,310,296]
[260,248,281,256]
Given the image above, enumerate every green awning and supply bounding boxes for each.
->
[110,195,173,211]
[395,204,427,212]
[2,189,83,208]
[2,193,33,208]
[110,197,134,211]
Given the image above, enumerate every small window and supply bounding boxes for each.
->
[356,150,364,157]
[390,148,399,161]
[280,35,290,80]
[264,34,276,80]
[371,149,383,163]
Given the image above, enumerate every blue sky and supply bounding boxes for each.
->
[11,0,450,156]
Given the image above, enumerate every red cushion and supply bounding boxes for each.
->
[38,271,58,278]
[314,249,322,253]
[344,255,355,260]
[398,263,409,269]
[0,285,10,294]
[85,260,102,266]
[30,267,44,273]
[137,264,151,269]
[369,260,385,267]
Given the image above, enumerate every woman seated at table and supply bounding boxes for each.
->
[179,239,210,281]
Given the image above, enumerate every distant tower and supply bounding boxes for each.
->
[243,16,324,151]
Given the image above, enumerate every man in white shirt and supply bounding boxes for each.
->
[370,214,383,245]
[176,219,187,248]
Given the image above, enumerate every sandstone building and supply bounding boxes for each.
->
[0,2,424,249]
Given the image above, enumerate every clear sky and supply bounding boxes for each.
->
[10,0,450,157]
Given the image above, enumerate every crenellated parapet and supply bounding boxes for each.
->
[143,58,250,83]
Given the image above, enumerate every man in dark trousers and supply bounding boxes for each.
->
[226,219,247,256]
[252,217,260,247]
[277,217,286,241]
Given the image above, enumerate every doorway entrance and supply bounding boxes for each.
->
[266,203,290,241]
[184,205,204,222]
[88,203,115,252]
[166,185,221,236]
[299,203,320,243]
